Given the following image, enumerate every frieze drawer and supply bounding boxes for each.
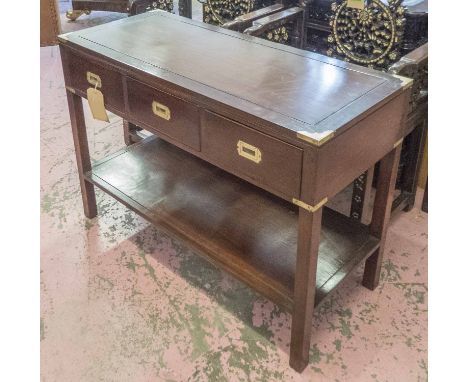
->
[127,78,201,151]
[201,111,303,199]
[67,51,124,111]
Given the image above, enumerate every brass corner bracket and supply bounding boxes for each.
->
[65,86,76,94]
[391,74,414,91]
[293,197,328,213]
[393,137,404,148]
[297,131,335,147]
[57,34,69,43]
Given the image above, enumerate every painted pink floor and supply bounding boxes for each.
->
[41,11,428,381]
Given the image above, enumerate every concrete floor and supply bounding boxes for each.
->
[41,5,428,381]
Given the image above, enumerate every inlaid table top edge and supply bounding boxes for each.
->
[58,10,410,147]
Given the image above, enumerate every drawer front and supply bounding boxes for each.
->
[67,52,124,111]
[201,111,303,199]
[127,78,200,151]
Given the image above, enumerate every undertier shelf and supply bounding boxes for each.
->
[86,136,380,311]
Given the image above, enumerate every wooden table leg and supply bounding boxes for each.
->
[362,145,402,290]
[123,120,144,146]
[400,120,427,212]
[289,207,322,372]
[422,180,428,213]
[66,90,97,219]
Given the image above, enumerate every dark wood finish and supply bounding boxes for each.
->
[178,0,192,18]
[289,206,321,372]
[122,120,143,146]
[129,0,173,15]
[59,11,406,144]
[127,78,201,150]
[67,50,125,111]
[223,3,286,31]
[86,136,380,310]
[393,44,428,213]
[201,111,303,199]
[302,0,427,60]
[363,144,402,290]
[350,43,428,220]
[71,0,128,13]
[61,44,98,218]
[399,119,427,212]
[201,0,279,27]
[65,90,98,218]
[390,44,428,132]
[59,12,409,372]
[244,6,304,48]
[422,180,428,213]
[310,92,407,205]
[292,0,427,221]
[66,0,174,20]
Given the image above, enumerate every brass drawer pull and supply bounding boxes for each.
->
[152,101,171,121]
[87,71,102,88]
[237,140,262,164]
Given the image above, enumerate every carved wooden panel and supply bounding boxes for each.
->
[263,25,291,44]
[303,0,428,69]
[327,0,406,69]
[132,0,174,15]
[202,0,274,26]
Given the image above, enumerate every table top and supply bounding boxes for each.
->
[59,11,409,144]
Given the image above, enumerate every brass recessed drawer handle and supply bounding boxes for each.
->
[237,140,262,164]
[87,72,102,88]
[152,101,171,121]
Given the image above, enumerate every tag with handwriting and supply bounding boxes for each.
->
[87,87,109,122]
[347,0,365,10]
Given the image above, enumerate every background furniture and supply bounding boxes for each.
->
[60,11,410,371]
[419,131,428,212]
[351,42,428,220]
[123,0,304,144]
[217,0,429,219]
[422,180,428,212]
[297,0,428,219]
[127,1,428,220]
[302,0,428,65]
[65,0,174,20]
[200,0,278,26]
[41,0,61,46]
[196,0,308,40]
[243,6,304,47]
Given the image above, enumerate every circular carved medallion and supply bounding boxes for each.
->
[328,0,406,69]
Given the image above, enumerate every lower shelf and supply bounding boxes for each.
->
[86,136,380,311]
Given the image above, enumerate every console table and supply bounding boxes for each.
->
[59,11,411,372]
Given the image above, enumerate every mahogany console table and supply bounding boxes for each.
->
[59,11,411,372]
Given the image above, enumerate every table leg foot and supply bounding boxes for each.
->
[82,180,97,219]
[362,248,381,290]
[403,195,416,212]
[289,357,308,373]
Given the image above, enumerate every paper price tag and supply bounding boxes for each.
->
[87,87,109,122]
[347,0,365,10]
